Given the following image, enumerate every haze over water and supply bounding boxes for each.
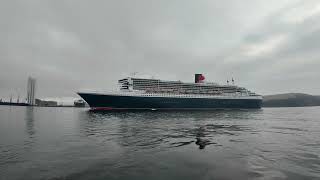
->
[0,106,319,180]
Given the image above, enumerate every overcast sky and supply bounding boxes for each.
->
[1,0,320,101]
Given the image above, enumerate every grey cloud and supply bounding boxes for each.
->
[198,0,320,94]
[0,0,319,101]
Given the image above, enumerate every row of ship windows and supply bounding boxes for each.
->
[132,87,243,92]
[132,82,231,86]
[131,80,226,85]
[132,85,242,90]
[125,94,250,97]
[131,81,232,86]
[121,86,244,92]
[133,86,240,90]
[121,88,248,93]
[133,87,241,91]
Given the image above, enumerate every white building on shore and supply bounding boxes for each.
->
[27,77,36,105]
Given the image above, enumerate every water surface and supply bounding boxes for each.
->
[0,106,319,180]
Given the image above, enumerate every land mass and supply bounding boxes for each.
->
[263,93,320,107]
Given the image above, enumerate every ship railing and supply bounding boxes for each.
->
[82,90,262,99]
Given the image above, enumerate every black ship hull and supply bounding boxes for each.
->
[78,93,262,111]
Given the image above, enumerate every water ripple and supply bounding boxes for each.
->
[1,107,320,180]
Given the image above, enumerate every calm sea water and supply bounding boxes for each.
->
[0,106,319,180]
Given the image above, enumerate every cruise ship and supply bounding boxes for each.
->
[77,74,262,111]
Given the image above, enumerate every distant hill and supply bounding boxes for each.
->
[263,93,320,107]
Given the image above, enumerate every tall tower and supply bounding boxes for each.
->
[27,77,36,105]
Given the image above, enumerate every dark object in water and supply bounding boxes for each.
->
[195,137,211,149]
[170,141,195,147]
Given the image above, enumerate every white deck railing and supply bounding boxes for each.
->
[78,90,262,100]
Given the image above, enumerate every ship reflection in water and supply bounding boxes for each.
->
[0,106,320,180]
[81,110,257,151]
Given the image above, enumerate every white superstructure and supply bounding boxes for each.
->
[117,77,261,99]
[77,74,263,110]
